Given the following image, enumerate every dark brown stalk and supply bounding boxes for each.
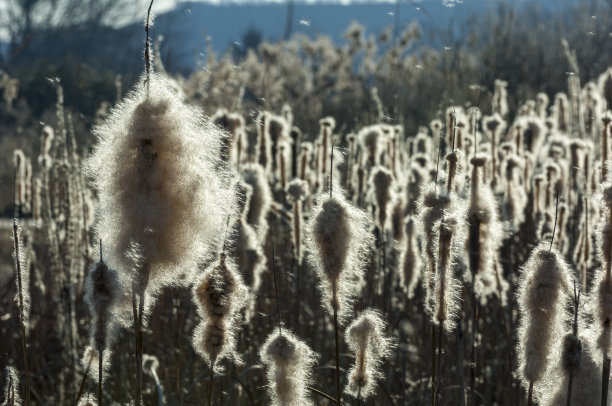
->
[528,381,534,406]
[603,355,610,406]
[436,325,443,405]
[567,281,580,406]
[144,0,155,93]
[98,348,103,406]
[272,242,282,334]
[431,323,436,406]
[12,220,31,406]
[208,367,214,406]
[333,304,341,406]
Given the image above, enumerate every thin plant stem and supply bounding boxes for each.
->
[272,242,282,334]
[12,220,31,406]
[602,355,610,406]
[436,325,443,405]
[208,367,214,406]
[98,348,103,406]
[333,304,341,406]
[528,381,534,406]
[307,385,343,405]
[73,354,93,406]
[431,323,436,406]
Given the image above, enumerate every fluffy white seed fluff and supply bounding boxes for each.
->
[517,244,572,388]
[344,309,394,399]
[86,72,236,295]
[305,191,374,322]
[260,330,318,406]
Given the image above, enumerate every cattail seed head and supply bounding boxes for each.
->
[86,73,236,294]
[260,330,318,406]
[305,191,374,322]
[344,309,394,400]
[192,253,249,368]
[517,245,572,386]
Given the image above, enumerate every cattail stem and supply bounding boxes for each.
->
[144,0,154,93]
[470,294,478,406]
[566,375,573,406]
[307,386,343,405]
[132,283,145,406]
[12,220,31,406]
[602,355,610,406]
[208,367,214,406]
[431,323,436,406]
[436,325,443,405]
[333,305,341,406]
[528,381,533,406]
[458,315,466,406]
[74,352,93,406]
[99,348,103,406]
[272,242,282,334]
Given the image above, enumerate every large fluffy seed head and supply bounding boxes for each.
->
[517,245,572,385]
[305,192,374,321]
[260,330,318,406]
[344,309,394,400]
[86,73,235,292]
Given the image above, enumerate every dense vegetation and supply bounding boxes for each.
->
[2,1,612,405]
